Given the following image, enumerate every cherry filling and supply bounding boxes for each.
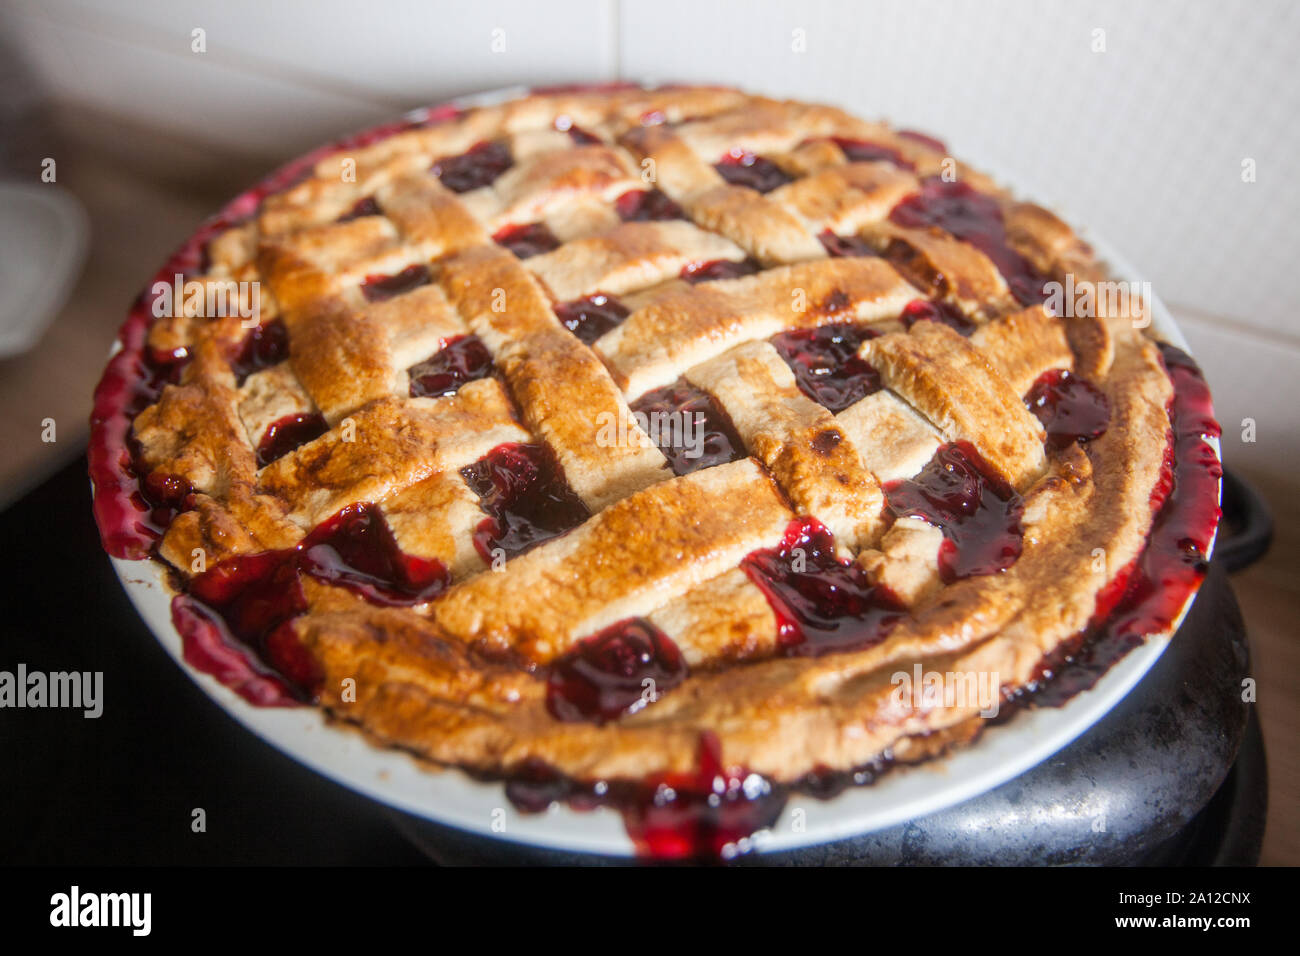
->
[299,502,450,605]
[714,150,793,193]
[629,381,746,476]
[818,231,878,259]
[256,412,328,467]
[1031,345,1221,704]
[493,222,561,259]
[407,334,494,397]
[461,443,590,562]
[770,324,882,413]
[360,264,431,303]
[337,196,381,222]
[230,318,289,385]
[884,441,1025,582]
[555,116,602,145]
[889,178,1050,306]
[897,129,948,153]
[431,140,513,193]
[553,294,630,345]
[615,188,686,222]
[1025,368,1110,448]
[900,298,976,336]
[621,732,786,860]
[547,618,687,723]
[504,733,788,861]
[742,516,905,657]
[831,137,913,169]
[182,502,448,700]
[680,258,761,283]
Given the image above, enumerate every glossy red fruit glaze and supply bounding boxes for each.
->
[91,105,465,560]
[614,188,686,222]
[547,618,687,723]
[299,502,450,606]
[743,516,905,656]
[504,734,788,861]
[890,178,1049,306]
[818,231,878,258]
[770,323,882,413]
[900,297,976,336]
[171,595,304,707]
[337,195,381,222]
[360,263,431,303]
[553,294,630,345]
[555,116,602,145]
[680,258,761,283]
[1025,368,1111,449]
[885,441,1025,582]
[630,381,746,475]
[492,221,561,259]
[713,150,793,193]
[175,502,449,704]
[461,443,591,562]
[431,140,513,193]
[1032,344,1221,704]
[91,344,188,557]
[621,732,787,860]
[229,318,289,385]
[407,334,494,397]
[256,412,328,467]
[831,137,913,169]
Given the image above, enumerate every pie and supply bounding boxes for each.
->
[89,84,1222,858]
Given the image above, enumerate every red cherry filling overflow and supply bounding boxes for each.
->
[256,412,329,467]
[547,618,687,723]
[743,517,905,656]
[629,381,746,475]
[505,733,788,861]
[1024,369,1111,448]
[770,324,882,412]
[176,502,449,705]
[553,294,630,345]
[460,443,590,562]
[1030,344,1221,703]
[713,150,793,193]
[431,140,513,193]
[360,264,431,303]
[890,178,1051,306]
[885,441,1025,582]
[407,334,494,398]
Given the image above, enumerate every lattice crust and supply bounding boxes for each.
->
[124,86,1185,785]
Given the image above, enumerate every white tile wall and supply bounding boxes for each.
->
[4,0,1296,478]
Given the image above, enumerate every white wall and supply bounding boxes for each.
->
[5,0,1298,479]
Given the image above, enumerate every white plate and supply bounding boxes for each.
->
[103,89,1219,858]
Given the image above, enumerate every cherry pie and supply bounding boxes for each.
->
[90,85,1221,859]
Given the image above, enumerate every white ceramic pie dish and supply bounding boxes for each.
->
[101,86,1220,859]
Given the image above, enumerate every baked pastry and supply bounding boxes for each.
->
[90,85,1221,859]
